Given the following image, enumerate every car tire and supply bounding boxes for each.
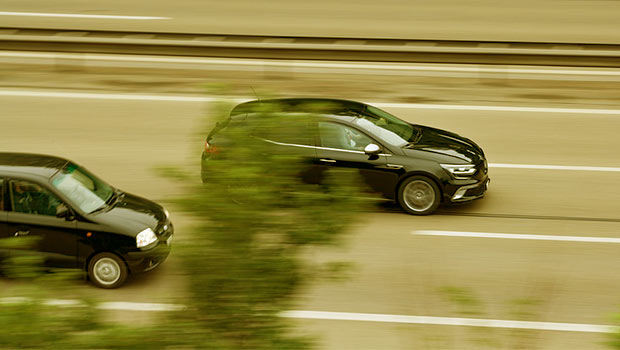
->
[397,175,441,215]
[88,252,128,289]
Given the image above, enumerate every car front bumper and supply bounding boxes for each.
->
[124,234,173,274]
[444,177,490,203]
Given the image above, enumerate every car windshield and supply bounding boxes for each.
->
[354,105,418,146]
[51,163,115,213]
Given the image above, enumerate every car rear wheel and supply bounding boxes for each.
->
[88,252,128,289]
[397,176,441,215]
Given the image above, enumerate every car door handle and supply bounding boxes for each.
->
[319,158,337,163]
[14,230,30,237]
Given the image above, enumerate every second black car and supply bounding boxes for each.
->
[201,98,489,215]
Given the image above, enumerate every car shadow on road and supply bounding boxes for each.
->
[372,198,487,216]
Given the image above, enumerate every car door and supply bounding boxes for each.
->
[316,121,400,197]
[5,178,80,268]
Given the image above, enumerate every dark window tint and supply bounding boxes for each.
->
[10,180,63,216]
[259,128,314,146]
[358,105,417,145]
[318,122,373,152]
[252,115,314,146]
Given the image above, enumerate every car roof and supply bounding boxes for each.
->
[0,153,69,180]
[232,98,366,116]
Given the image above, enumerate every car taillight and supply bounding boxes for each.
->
[204,140,219,154]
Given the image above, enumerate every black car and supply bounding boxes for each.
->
[0,153,173,288]
[201,98,489,215]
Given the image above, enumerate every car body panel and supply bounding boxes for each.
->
[409,125,484,164]
[88,192,167,236]
[6,211,80,268]
[315,147,399,198]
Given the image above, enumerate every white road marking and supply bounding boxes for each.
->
[413,230,620,244]
[98,301,185,312]
[0,11,168,20]
[0,297,613,333]
[0,90,212,102]
[373,102,620,115]
[282,310,615,333]
[0,297,183,311]
[489,163,620,172]
[0,51,619,77]
[0,297,29,304]
[44,299,83,307]
[1,89,620,115]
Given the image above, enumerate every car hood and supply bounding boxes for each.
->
[88,192,167,235]
[406,125,484,163]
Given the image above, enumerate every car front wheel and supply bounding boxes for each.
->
[397,176,441,215]
[88,252,128,289]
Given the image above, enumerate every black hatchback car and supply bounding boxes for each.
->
[0,153,173,288]
[201,98,489,215]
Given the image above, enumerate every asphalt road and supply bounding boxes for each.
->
[1,59,620,349]
[2,0,620,44]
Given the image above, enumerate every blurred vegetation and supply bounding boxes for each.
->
[156,98,368,349]
[438,286,483,316]
[606,314,620,349]
[1,97,367,349]
[0,237,100,349]
[435,286,544,350]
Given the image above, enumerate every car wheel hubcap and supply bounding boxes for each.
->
[93,257,121,285]
[403,180,435,212]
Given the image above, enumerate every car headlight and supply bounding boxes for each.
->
[136,228,157,248]
[440,164,477,179]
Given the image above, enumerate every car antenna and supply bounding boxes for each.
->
[251,86,261,103]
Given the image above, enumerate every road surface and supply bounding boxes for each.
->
[1,56,620,349]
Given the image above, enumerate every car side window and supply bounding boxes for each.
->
[252,117,314,146]
[318,122,373,152]
[9,180,63,216]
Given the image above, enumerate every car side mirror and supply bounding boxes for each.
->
[364,143,381,156]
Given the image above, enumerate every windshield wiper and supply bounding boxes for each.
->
[114,188,125,202]
[89,204,108,214]
[104,190,118,206]
[405,128,423,147]
[90,190,121,214]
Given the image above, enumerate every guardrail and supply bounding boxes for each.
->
[1,27,620,67]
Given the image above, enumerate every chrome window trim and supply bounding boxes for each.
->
[259,138,391,156]
[260,137,316,150]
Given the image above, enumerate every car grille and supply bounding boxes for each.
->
[465,183,487,197]
[471,159,488,180]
